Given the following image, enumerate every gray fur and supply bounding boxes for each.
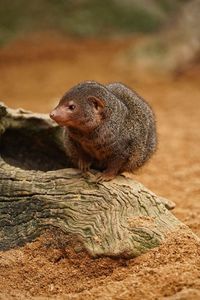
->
[57,81,157,179]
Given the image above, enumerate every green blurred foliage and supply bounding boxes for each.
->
[0,0,182,45]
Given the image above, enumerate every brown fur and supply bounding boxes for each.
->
[50,81,157,181]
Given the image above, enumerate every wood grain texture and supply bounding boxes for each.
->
[0,103,197,257]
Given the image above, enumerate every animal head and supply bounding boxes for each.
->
[50,81,107,131]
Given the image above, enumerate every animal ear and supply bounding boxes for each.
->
[87,96,105,111]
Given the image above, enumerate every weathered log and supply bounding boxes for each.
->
[0,103,197,257]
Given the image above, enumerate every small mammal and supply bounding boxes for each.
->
[50,81,157,181]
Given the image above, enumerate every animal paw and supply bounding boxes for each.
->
[78,159,91,173]
[95,171,116,183]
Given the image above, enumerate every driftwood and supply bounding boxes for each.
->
[0,103,197,257]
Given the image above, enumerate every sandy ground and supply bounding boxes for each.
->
[0,34,200,300]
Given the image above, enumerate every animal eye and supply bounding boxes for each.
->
[68,104,76,110]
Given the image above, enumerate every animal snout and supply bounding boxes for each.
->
[49,110,56,120]
[49,108,66,125]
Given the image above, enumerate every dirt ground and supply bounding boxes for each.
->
[0,33,200,300]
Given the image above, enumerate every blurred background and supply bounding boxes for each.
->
[0,0,199,112]
[0,0,199,221]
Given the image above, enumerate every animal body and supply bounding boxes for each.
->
[50,81,157,181]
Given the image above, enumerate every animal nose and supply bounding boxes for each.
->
[49,110,56,119]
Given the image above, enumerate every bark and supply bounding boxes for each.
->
[0,103,197,257]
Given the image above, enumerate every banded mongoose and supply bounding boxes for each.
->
[50,81,157,181]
